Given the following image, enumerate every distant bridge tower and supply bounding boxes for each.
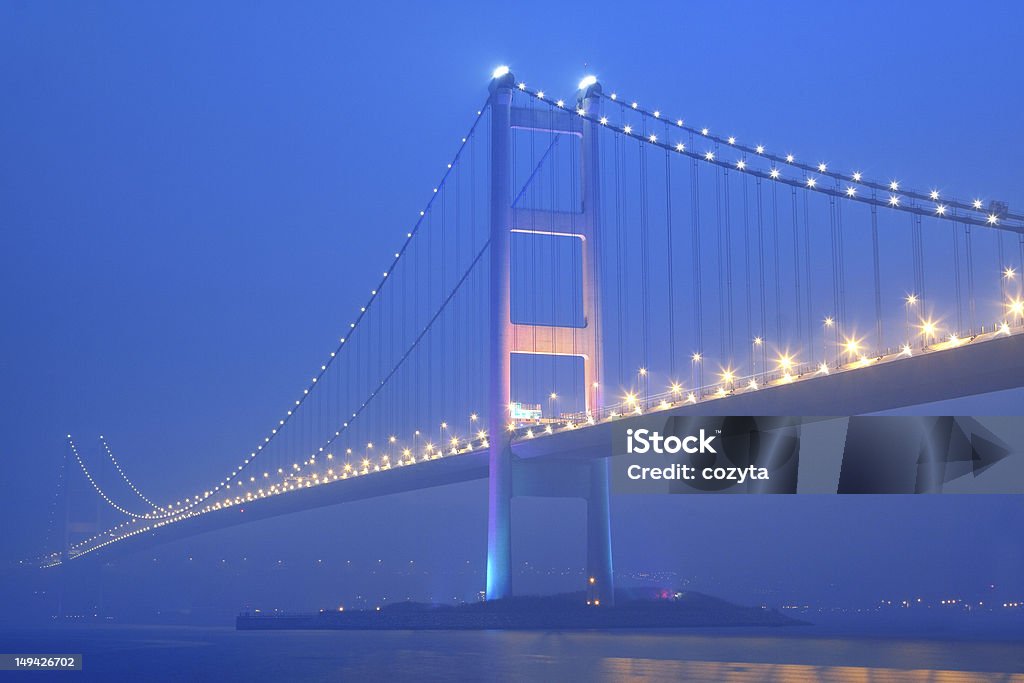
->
[58,442,106,618]
[486,69,614,604]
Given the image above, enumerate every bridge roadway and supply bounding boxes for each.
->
[77,331,1024,560]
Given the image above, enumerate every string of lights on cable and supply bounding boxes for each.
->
[99,435,165,513]
[597,88,1022,225]
[91,103,497,522]
[510,81,1019,231]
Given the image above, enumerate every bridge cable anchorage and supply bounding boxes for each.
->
[596,90,1023,226]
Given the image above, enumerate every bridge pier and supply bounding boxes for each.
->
[485,440,514,600]
[502,454,615,604]
[586,458,614,605]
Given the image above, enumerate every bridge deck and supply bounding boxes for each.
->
[67,332,1024,562]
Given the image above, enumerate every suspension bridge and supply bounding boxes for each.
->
[36,68,1024,607]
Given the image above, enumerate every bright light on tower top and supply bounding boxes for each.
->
[578,74,598,90]
[492,65,511,79]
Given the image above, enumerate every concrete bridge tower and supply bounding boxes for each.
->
[486,68,613,604]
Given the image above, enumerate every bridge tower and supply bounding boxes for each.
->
[487,69,613,604]
[58,444,106,619]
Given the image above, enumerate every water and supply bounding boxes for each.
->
[2,624,1022,681]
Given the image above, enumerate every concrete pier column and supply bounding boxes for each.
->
[586,457,615,605]
[486,68,515,601]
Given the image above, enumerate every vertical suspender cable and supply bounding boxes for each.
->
[755,177,766,366]
[1019,233,1024,283]
[870,201,883,350]
[553,120,562,403]
[690,131,704,375]
[965,223,975,332]
[836,187,847,328]
[771,180,782,344]
[743,174,753,371]
[440,180,447,424]
[828,194,839,363]
[790,187,801,353]
[531,107,540,401]
[664,126,676,380]
[639,125,651,394]
[455,150,462,426]
[614,129,625,387]
[952,214,963,334]
[921,214,929,313]
[414,186,422,436]
[427,205,434,427]
[998,230,1007,302]
[470,130,478,422]
[803,191,814,364]
[618,103,626,387]
[724,168,734,364]
[571,120,580,415]
[715,145,725,362]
